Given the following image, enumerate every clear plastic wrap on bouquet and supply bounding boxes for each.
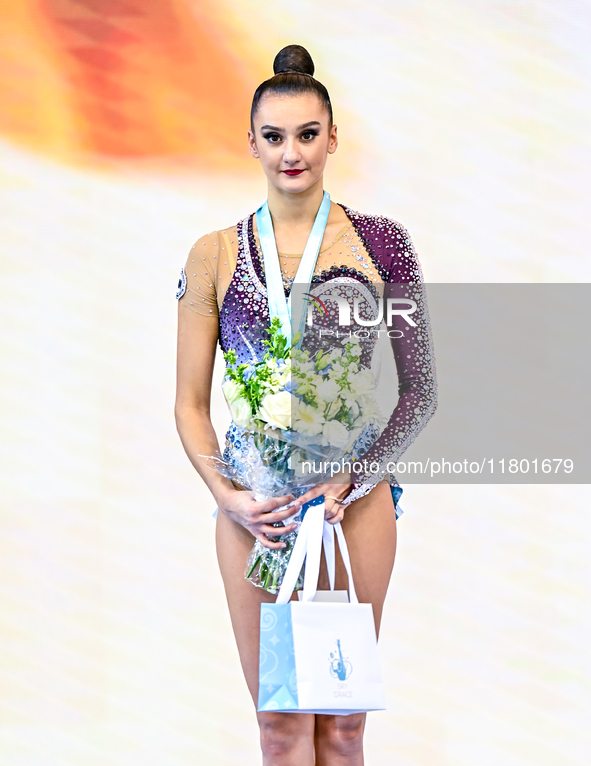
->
[197,425,338,594]
[197,318,388,594]
[198,417,382,594]
[244,521,303,594]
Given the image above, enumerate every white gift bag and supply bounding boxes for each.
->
[257,501,386,715]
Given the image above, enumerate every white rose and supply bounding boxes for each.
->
[316,379,341,403]
[322,420,350,449]
[358,394,387,426]
[229,396,255,429]
[257,391,292,430]
[222,378,245,404]
[350,368,375,397]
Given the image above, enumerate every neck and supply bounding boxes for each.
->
[266,178,325,227]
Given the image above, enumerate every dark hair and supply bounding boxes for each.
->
[250,45,333,130]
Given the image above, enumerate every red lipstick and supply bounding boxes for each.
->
[283,169,304,176]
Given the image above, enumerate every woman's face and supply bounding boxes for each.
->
[248,91,337,194]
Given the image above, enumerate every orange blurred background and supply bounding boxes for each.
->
[0,0,262,169]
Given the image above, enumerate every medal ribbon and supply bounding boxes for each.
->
[255,190,331,347]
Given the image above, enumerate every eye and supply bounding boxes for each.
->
[263,132,282,143]
[301,130,319,140]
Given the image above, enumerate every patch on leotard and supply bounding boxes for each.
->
[176,266,187,299]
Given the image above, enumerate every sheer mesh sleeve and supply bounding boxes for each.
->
[176,231,220,317]
[345,220,438,497]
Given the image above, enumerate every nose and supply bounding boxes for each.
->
[282,137,301,165]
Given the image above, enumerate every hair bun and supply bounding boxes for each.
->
[273,44,315,77]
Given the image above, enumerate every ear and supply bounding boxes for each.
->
[247,128,260,159]
[327,123,338,155]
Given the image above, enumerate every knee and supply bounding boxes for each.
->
[258,712,309,758]
[319,714,365,756]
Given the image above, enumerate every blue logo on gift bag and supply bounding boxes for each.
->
[329,639,352,681]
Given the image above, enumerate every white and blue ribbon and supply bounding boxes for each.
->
[255,190,331,347]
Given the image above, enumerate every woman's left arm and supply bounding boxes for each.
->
[292,218,438,518]
[345,219,438,497]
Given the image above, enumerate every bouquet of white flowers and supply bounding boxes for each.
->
[200,317,386,593]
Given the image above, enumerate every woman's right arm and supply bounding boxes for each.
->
[174,304,234,502]
[174,298,301,549]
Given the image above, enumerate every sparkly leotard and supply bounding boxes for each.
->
[177,202,438,511]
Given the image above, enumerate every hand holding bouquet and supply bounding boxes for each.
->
[199,317,386,593]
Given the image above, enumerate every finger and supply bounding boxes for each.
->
[325,509,345,525]
[255,505,302,524]
[258,523,297,537]
[292,486,325,508]
[254,533,288,550]
[256,494,296,514]
[325,500,345,518]
[321,486,350,502]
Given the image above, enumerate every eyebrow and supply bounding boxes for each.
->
[260,121,322,132]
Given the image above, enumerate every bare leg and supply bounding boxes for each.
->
[215,480,397,765]
[215,509,315,765]
[315,481,397,766]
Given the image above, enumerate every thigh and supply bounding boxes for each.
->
[216,511,315,743]
[215,508,280,701]
[318,480,397,636]
[215,480,396,701]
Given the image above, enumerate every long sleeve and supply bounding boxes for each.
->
[344,219,438,499]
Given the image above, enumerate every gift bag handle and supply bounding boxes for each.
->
[323,522,359,604]
[276,500,359,605]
